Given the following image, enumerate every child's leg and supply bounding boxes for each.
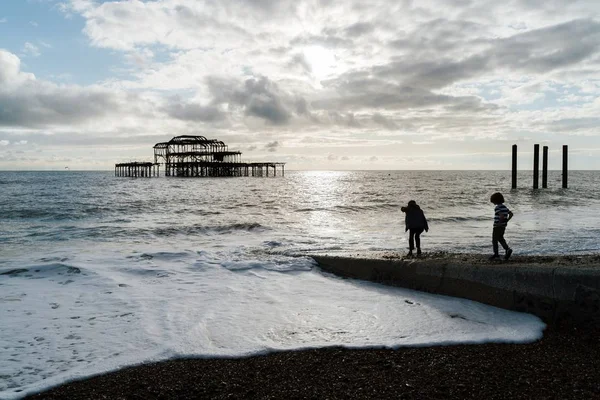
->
[497,227,509,251]
[492,228,500,255]
[408,230,415,250]
[415,229,424,255]
[415,229,422,250]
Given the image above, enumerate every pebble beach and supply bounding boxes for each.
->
[25,325,600,400]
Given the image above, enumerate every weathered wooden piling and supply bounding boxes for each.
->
[542,146,548,188]
[533,144,540,189]
[563,145,568,188]
[511,144,517,189]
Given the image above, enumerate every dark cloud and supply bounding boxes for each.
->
[372,19,600,92]
[344,22,375,37]
[207,76,292,125]
[294,97,308,115]
[490,19,600,73]
[163,97,226,122]
[288,53,311,74]
[0,49,131,128]
[382,55,490,90]
[0,84,121,128]
[316,77,486,112]
[264,140,280,152]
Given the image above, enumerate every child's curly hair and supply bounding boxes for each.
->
[490,192,505,204]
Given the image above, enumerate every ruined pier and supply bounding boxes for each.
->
[115,135,285,178]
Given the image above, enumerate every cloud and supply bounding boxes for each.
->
[264,140,280,152]
[490,19,600,74]
[22,42,41,57]
[372,113,399,130]
[163,97,226,122]
[207,76,293,125]
[0,49,126,128]
[4,0,600,169]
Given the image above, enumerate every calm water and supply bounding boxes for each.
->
[2,169,597,398]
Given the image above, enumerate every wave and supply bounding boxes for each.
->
[148,222,269,237]
[0,263,86,279]
[3,207,112,221]
[131,251,191,261]
[221,256,315,273]
[295,203,399,213]
[426,215,489,223]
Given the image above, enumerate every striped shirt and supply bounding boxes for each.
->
[494,204,511,227]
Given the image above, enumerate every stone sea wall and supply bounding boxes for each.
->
[312,255,600,329]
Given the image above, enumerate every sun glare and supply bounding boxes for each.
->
[303,46,336,79]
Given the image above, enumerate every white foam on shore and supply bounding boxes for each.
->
[0,248,545,399]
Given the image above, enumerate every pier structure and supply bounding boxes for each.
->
[115,135,284,178]
[153,135,284,177]
[115,162,159,177]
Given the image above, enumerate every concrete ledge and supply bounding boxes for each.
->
[312,254,600,328]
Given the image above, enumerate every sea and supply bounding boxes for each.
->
[1,170,598,399]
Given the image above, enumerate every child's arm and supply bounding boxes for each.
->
[507,210,514,221]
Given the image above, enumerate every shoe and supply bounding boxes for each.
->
[505,248,513,260]
[417,249,422,257]
[407,250,413,257]
[489,254,500,260]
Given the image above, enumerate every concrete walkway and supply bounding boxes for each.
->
[312,254,600,329]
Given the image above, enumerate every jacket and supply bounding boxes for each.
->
[401,204,429,232]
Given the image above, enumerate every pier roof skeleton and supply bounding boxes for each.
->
[153,135,242,164]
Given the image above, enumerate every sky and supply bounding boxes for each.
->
[0,0,599,170]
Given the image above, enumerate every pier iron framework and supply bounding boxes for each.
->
[115,135,284,178]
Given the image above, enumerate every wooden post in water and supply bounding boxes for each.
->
[563,145,568,188]
[533,144,540,189]
[542,146,548,188]
[511,144,517,189]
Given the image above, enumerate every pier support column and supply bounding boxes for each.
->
[533,144,539,189]
[542,146,548,188]
[511,144,517,189]
[562,145,568,188]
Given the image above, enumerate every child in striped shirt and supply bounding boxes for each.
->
[490,192,513,260]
